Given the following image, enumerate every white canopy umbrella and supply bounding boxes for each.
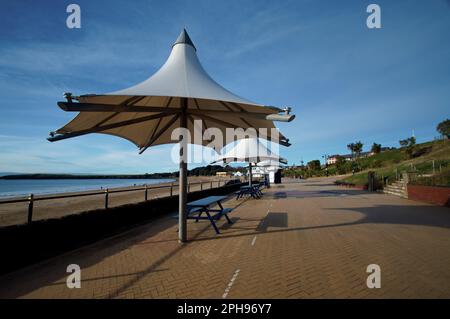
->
[257,159,287,168]
[211,138,286,186]
[48,29,295,242]
[256,160,286,174]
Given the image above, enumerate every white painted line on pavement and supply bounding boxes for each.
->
[251,236,257,246]
[222,269,240,299]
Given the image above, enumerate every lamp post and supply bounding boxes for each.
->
[322,154,329,177]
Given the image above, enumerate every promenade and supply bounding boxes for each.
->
[0,176,226,227]
[1,177,449,298]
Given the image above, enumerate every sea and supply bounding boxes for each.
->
[0,178,175,199]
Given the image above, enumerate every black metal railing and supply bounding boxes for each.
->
[0,178,243,225]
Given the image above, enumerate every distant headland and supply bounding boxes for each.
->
[0,165,242,179]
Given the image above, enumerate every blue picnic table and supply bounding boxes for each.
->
[186,195,233,234]
[235,182,265,199]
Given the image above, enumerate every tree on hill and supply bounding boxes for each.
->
[347,141,363,159]
[399,137,416,158]
[354,141,363,158]
[399,139,408,148]
[399,137,416,148]
[437,119,450,139]
[335,156,347,175]
[307,160,321,171]
[371,143,382,154]
[347,143,355,159]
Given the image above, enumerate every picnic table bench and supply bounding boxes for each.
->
[235,182,265,199]
[185,195,233,234]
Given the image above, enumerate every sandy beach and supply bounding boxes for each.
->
[0,176,235,227]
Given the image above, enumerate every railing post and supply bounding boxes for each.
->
[210,181,213,189]
[200,182,203,191]
[27,193,34,225]
[368,171,375,192]
[170,183,173,197]
[144,184,148,201]
[105,188,109,209]
[188,182,190,193]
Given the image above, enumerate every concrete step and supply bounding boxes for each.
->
[383,189,407,198]
[391,182,406,187]
[383,192,407,199]
[387,188,406,193]
[384,185,406,192]
[384,184,406,189]
[382,178,408,198]
[390,181,406,186]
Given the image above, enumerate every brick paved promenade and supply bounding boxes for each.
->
[1,177,449,298]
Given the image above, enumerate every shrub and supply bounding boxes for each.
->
[371,159,382,168]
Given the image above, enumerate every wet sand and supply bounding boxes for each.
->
[0,176,234,227]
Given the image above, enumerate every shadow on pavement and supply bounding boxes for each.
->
[0,192,250,298]
[256,212,288,232]
[268,189,367,199]
[193,203,450,244]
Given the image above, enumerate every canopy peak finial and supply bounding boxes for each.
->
[173,28,196,51]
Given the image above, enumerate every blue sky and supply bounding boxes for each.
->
[0,0,449,174]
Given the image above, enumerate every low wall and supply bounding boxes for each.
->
[341,184,368,190]
[407,184,450,207]
[335,181,368,190]
[0,182,244,275]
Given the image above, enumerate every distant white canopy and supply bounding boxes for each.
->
[49,29,294,151]
[257,159,287,168]
[211,138,287,165]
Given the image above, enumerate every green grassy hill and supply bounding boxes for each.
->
[338,139,450,187]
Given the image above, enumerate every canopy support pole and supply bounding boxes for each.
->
[249,162,253,186]
[179,98,188,243]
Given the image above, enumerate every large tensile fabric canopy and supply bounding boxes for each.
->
[48,29,295,242]
[50,29,293,150]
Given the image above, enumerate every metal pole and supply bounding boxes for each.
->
[432,160,435,175]
[248,163,253,186]
[179,98,188,243]
[200,182,203,191]
[170,182,173,197]
[105,188,109,209]
[145,184,148,201]
[27,193,34,224]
